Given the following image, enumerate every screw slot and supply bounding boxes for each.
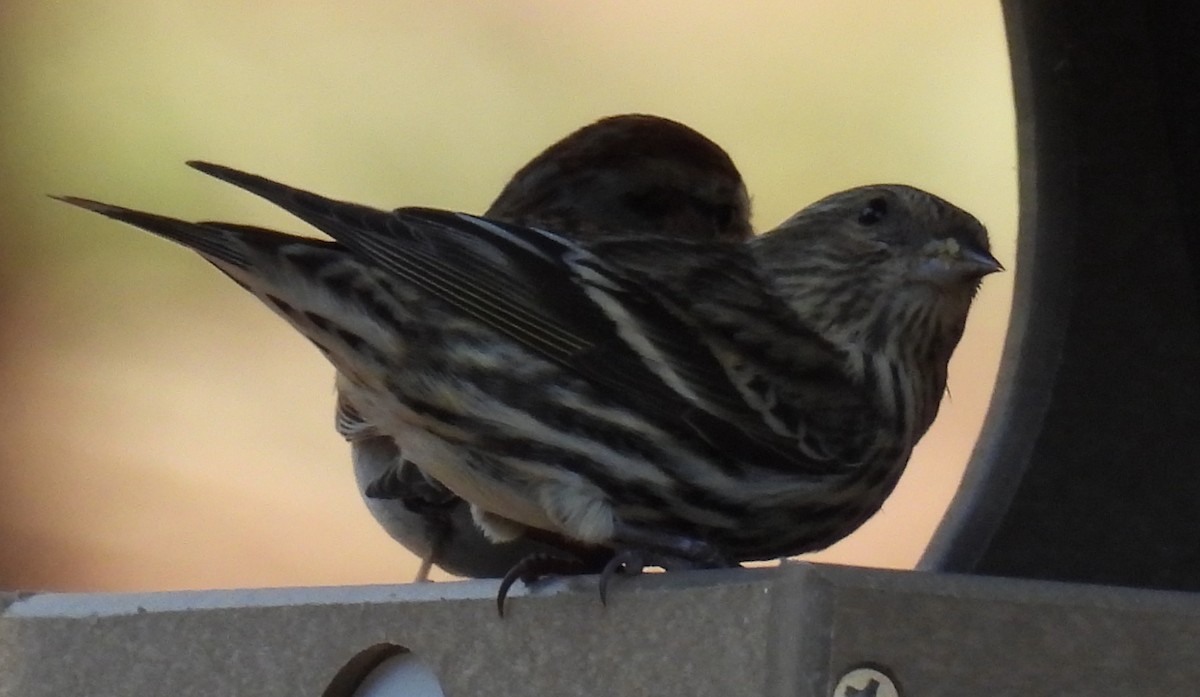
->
[832,665,900,697]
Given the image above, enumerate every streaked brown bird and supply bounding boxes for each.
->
[59,155,1000,608]
[336,114,754,581]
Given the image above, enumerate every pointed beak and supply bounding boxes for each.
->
[957,243,1004,278]
[913,238,1004,287]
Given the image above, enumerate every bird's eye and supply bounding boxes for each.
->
[857,197,888,226]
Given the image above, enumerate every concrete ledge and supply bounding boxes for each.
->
[3,562,1199,696]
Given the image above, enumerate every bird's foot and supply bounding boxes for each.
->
[611,521,732,569]
[598,548,650,606]
[595,546,730,605]
[496,553,589,617]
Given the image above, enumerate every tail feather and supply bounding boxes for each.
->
[53,194,338,269]
[186,160,392,244]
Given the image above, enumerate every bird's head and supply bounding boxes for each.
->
[486,114,753,242]
[752,184,1001,360]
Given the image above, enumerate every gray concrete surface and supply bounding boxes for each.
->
[3,562,1199,696]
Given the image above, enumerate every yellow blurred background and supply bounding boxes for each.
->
[0,1,1016,591]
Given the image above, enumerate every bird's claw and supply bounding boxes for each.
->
[598,549,649,606]
[496,553,588,617]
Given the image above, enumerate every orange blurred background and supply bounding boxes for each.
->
[0,1,1016,591]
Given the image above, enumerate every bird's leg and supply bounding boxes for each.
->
[496,524,732,614]
[496,552,590,617]
[414,556,435,583]
[363,461,459,583]
[594,521,736,604]
[610,520,732,568]
[366,460,458,582]
[412,511,454,583]
[598,549,648,605]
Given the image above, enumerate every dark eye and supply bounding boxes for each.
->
[857,197,888,226]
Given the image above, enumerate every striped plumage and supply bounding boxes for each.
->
[336,114,753,579]
[59,164,999,572]
[486,114,751,243]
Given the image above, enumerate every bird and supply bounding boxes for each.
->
[335,114,755,582]
[58,159,1000,607]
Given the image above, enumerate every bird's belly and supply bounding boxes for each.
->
[395,426,560,537]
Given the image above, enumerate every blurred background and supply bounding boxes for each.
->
[0,1,1015,591]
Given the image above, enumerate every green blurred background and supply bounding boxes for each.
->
[0,1,1016,591]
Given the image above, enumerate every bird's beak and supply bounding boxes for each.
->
[956,243,1004,278]
[914,238,1004,286]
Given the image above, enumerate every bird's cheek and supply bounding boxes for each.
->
[910,256,973,288]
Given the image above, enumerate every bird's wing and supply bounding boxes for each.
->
[53,197,343,270]
[183,162,747,409]
[584,235,880,465]
[185,161,860,474]
[77,162,856,475]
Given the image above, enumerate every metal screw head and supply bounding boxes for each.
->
[832,666,900,697]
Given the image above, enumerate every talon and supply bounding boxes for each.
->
[496,553,588,617]
[496,571,520,618]
[598,549,648,606]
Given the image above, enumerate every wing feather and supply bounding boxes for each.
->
[179,162,858,473]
